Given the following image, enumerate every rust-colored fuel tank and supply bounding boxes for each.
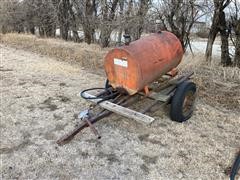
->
[104,31,184,95]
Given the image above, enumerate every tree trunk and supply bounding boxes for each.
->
[39,27,44,37]
[29,26,35,35]
[1,25,7,34]
[234,20,240,67]
[117,29,123,46]
[69,2,80,42]
[219,11,232,66]
[99,0,119,47]
[133,0,149,40]
[60,25,69,40]
[117,0,124,45]
[57,0,70,40]
[73,0,96,44]
[205,11,219,62]
[45,23,56,37]
[100,29,112,47]
[124,0,133,35]
[205,0,231,63]
[220,31,232,66]
[83,24,94,44]
[83,0,95,44]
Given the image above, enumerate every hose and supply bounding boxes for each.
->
[80,87,119,103]
[80,88,106,99]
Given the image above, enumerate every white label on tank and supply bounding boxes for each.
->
[114,58,128,67]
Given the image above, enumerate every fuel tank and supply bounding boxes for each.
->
[104,31,184,95]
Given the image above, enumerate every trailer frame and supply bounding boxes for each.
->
[57,71,195,145]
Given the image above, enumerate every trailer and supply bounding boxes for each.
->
[57,72,196,145]
[57,31,197,145]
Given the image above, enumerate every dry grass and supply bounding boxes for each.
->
[181,53,240,82]
[180,53,240,110]
[0,33,109,69]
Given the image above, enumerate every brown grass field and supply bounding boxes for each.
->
[0,33,239,179]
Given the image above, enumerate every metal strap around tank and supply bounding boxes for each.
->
[82,92,155,124]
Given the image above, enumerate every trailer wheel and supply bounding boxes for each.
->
[170,81,196,122]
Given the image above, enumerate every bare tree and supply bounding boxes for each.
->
[22,0,36,34]
[73,0,97,44]
[153,0,207,51]
[134,0,151,39]
[36,0,56,37]
[123,0,134,37]
[52,0,70,40]
[205,0,231,66]
[234,21,240,67]
[117,0,124,45]
[127,0,150,40]
[123,0,151,41]
[99,0,119,47]
[0,0,25,33]
[0,0,57,37]
[229,0,240,67]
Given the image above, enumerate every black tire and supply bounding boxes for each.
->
[230,152,240,180]
[170,81,196,122]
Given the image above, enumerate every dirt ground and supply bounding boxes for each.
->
[0,44,239,179]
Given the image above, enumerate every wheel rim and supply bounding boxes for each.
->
[182,91,196,117]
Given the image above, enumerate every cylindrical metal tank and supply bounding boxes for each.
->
[104,31,184,95]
